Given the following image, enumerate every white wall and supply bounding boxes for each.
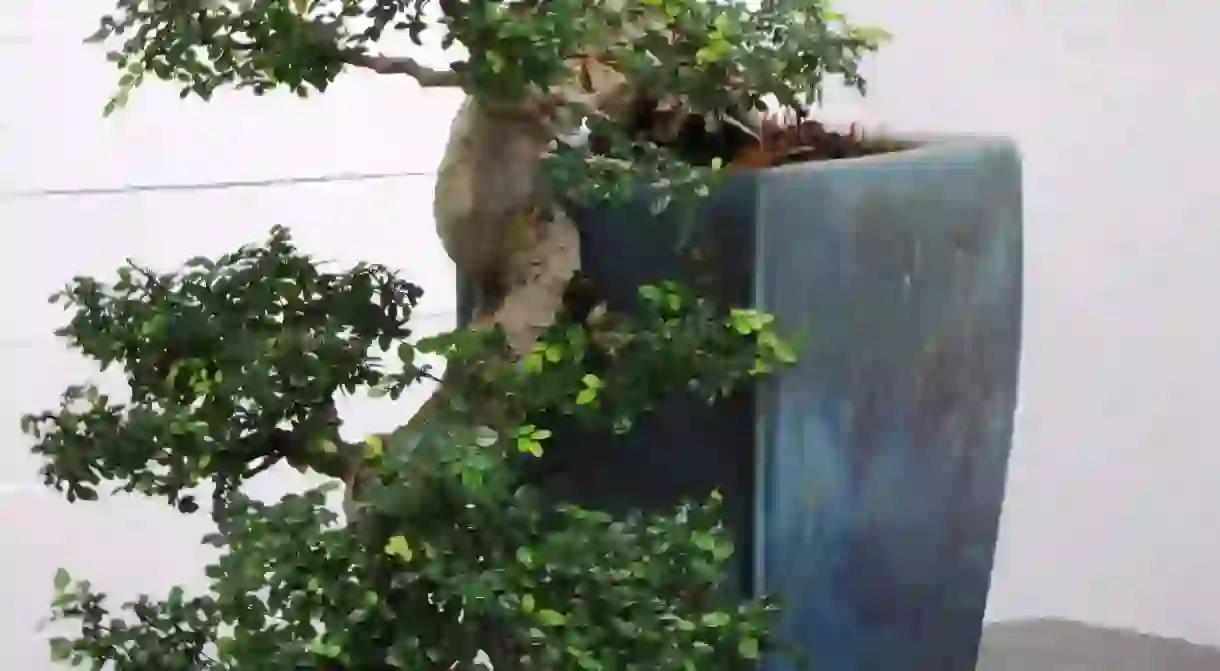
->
[3,0,1220,667]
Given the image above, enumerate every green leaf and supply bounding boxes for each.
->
[52,568,71,593]
[516,546,534,566]
[474,426,499,447]
[523,353,544,373]
[701,612,731,627]
[49,637,72,662]
[849,25,894,44]
[521,593,536,612]
[738,636,760,659]
[397,342,415,366]
[461,465,485,490]
[517,437,543,457]
[309,640,343,658]
[364,434,385,458]
[575,388,597,405]
[537,609,567,627]
[384,535,413,562]
[768,334,799,363]
[488,51,506,73]
[581,374,602,389]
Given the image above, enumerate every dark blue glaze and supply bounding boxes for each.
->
[753,138,1022,671]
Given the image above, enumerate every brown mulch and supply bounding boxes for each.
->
[732,109,909,168]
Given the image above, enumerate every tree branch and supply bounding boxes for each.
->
[262,422,359,481]
[345,53,465,87]
[243,453,282,478]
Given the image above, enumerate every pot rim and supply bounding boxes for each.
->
[759,131,1018,175]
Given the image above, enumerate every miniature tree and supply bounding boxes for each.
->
[23,0,888,668]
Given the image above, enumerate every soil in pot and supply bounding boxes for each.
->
[730,108,911,168]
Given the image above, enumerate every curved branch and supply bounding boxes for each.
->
[263,424,362,481]
[345,53,465,87]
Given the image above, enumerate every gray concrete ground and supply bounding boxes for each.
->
[977,619,1220,670]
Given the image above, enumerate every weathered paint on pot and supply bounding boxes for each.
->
[750,136,1022,671]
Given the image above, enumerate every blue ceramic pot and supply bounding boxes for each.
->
[457,134,1023,671]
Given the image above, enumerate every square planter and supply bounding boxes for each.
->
[456,134,1023,671]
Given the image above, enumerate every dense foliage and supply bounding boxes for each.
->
[28,227,794,669]
[25,0,888,668]
[86,0,888,205]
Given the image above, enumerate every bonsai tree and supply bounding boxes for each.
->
[22,0,889,668]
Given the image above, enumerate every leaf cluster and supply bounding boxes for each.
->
[49,485,776,670]
[22,225,426,512]
[88,0,885,104]
[31,228,798,669]
[86,0,889,210]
